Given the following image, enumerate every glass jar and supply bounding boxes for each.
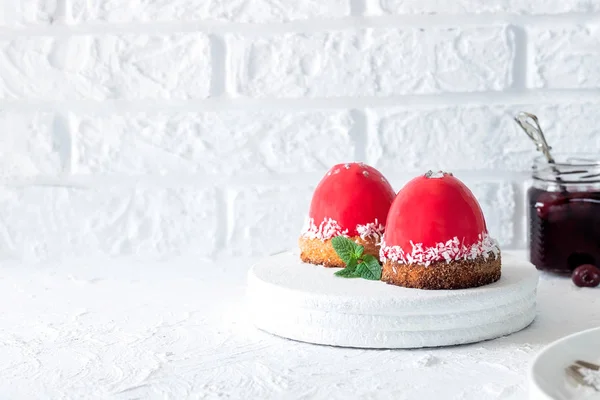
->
[528,154,600,275]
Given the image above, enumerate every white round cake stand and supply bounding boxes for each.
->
[246,251,539,349]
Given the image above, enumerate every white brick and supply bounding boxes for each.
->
[0,1,57,26]
[67,0,349,23]
[72,111,354,175]
[229,27,514,98]
[373,0,600,14]
[368,104,600,172]
[0,111,64,178]
[0,186,218,261]
[227,185,314,256]
[487,103,600,171]
[0,34,210,100]
[465,181,515,247]
[530,25,600,89]
[523,103,600,160]
[367,106,522,172]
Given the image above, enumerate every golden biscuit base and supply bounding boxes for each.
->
[298,236,380,268]
[381,253,501,290]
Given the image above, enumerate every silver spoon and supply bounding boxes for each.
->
[514,112,567,191]
[514,112,556,163]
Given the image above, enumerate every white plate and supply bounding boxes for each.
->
[530,327,600,400]
[247,250,539,349]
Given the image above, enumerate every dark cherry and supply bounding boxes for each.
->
[572,264,600,288]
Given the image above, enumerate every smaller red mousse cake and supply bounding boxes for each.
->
[380,171,501,289]
[299,162,396,268]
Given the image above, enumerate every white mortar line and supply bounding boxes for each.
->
[524,25,536,88]
[50,113,74,175]
[363,0,383,15]
[221,35,235,97]
[52,0,69,24]
[0,12,599,37]
[510,25,528,91]
[213,187,228,256]
[65,112,78,174]
[349,0,368,16]
[511,182,527,250]
[208,34,227,98]
[362,108,379,165]
[0,170,530,189]
[349,109,368,162]
[1,89,599,113]
[224,188,237,244]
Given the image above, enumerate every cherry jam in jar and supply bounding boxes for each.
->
[528,155,600,275]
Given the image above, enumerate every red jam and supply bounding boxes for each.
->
[528,186,600,274]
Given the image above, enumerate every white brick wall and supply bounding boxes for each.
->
[0,186,218,261]
[66,0,351,23]
[0,1,598,262]
[229,27,515,97]
[371,0,600,14]
[0,34,211,100]
[530,25,600,89]
[71,111,354,175]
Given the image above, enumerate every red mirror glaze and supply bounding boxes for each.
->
[308,163,396,236]
[384,172,488,250]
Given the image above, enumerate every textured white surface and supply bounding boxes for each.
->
[373,0,600,14]
[530,25,600,89]
[0,34,211,100]
[0,111,62,178]
[70,111,354,175]
[0,185,219,261]
[2,252,600,399]
[65,0,351,23]
[229,27,515,97]
[247,251,537,348]
[227,184,316,257]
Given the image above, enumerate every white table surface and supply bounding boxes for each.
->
[1,251,599,400]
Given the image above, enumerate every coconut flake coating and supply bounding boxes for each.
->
[380,233,500,267]
[301,217,385,242]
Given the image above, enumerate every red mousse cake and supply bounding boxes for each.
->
[380,171,501,290]
[299,162,396,268]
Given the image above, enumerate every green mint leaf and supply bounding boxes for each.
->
[334,268,360,278]
[359,254,382,281]
[334,258,358,278]
[331,236,358,265]
[345,258,358,272]
[354,245,364,259]
[355,262,368,275]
